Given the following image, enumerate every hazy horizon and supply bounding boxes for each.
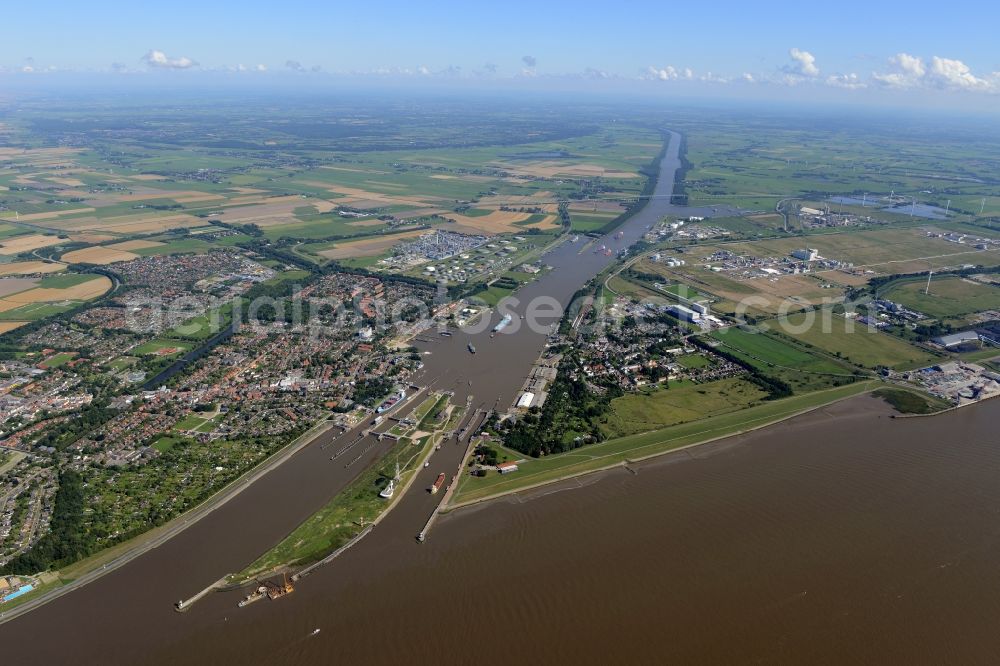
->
[4,0,1000,114]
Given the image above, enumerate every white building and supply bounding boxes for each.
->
[667,304,701,322]
[791,248,820,261]
[516,392,535,408]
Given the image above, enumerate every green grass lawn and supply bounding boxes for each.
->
[152,436,182,453]
[41,352,76,368]
[0,301,81,321]
[106,357,138,370]
[872,387,951,414]
[132,339,192,356]
[37,273,99,289]
[600,377,768,439]
[174,414,209,431]
[675,353,712,369]
[711,326,864,392]
[768,311,938,369]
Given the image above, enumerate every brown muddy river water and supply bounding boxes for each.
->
[5,131,1000,664]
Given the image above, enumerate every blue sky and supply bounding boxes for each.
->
[4,1,1000,107]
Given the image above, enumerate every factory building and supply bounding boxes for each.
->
[666,304,701,322]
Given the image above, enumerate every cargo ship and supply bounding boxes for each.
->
[493,313,513,334]
[429,472,446,494]
[468,343,476,354]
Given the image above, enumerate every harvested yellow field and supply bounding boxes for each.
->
[107,239,164,251]
[68,233,118,244]
[117,190,216,202]
[129,174,169,181]
[98,216,205,235]
[304,183,434,209]
[0,234,63,256]
[15,208,95,221]
[62,246,139,265]
[496,161,638,179]
[319,230,427,260]
[445,210,559,234]
[171,193,227,204]
[0,321,29,334]
[0,261,64,276]
[2,276,112,304]
[322,166,389,175]
[47,177,86,187]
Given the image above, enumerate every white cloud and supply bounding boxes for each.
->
[826,72,866,89]
[928,56,993,91]
[522,55,537,68]
[787,48,819,77]
[142,49,197,70]
[285,60,305,72]
[872,53,998,93]
[583,67,611,79]
[644,65,694,81]
[872,53,925,88]
[417,65,430,75]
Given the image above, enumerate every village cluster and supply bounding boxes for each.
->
[0,249,439,564]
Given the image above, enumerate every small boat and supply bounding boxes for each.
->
[379,479,395,499]
[311,628,321,636]
[468,343,476,354]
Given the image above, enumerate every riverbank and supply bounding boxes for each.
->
[0,418,335,624]
[447,380,881,510]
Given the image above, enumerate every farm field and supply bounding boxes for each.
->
[715,227,1000,275]
[0,233,63,256]
[62,245,141,265]
[674,112,1000,218]
[0,261,65,276]
[0,275,112,319]
[883,276,1000,320]
[316,229,429,260]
